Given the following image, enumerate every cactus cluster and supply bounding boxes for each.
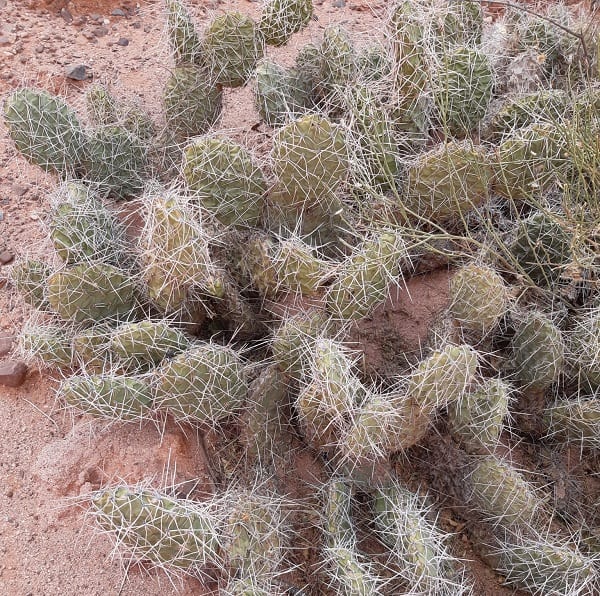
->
[5,0,600,593]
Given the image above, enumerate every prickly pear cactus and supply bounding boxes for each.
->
[319,25,356,93]
[344,85,400,191]
[202,12,264,87]
[46,263,139,325]
[91,486,221,570]
[60,374,153,420]
[259,0,313,47]
[484,90,569,139]
[109,320,190,370]
[271,113,349,210]
[434,46,494,136]
[449,263,508,334]
[544,397,600,451]
[223,491,287,577]
[568,307,600,390]
[19,323,74,368]
[243,234,326,298]
[153,343,247,424]
[388,2,428,101]
[373,481,471,594]
[71,326,112,372]
[139,194,213,314]
[183,136,266,227]
[165,0,203,65]
[511,212,572,288]
[83,125,148,199]
[254,60,312,126]
[495,531,597,595]
[271,309,329,378]
[326,230,406,321]
[407,344,479,414]
[10,259,51,310]
[448,378,512,454]
[404,141,492,221]
[493,123,567,200]
[296,338,364,448]
[163,65,223,140]
[4,88,87,175]
[510,312,565,390]
[49,181,125,264]
[468,456,546,527]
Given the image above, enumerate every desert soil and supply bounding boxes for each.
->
[0,0,583,595]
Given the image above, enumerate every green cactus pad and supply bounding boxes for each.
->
[568,308,600,390]
[405,141,492,221]
[497,533,597,595]
[493,124,566,200]
[259,0,313,47]
[153,343,247,424]
[109,320,190,370]
[46,262,138,325]
[271,309,329,377]
[510,312,564,390]
[469,456,545,526]
[11,259,51,310]
[449,263,508,334]
[91,486,221,570]
[511,212,572,288]
[326,231,406,321]
[373,482,470,593]
[20,324,74,368]
[164,65,223,140]
[165,0,203,65]
[49,181,125,264]
[202,12,264,87]
[4,88,86,174]
[448,378,512,454]
[183,136,266,227]
[271,113,349,211]
[60,375,153,420]
[407,344,479,414]
[434,46,493,136]
[544,398,600,450]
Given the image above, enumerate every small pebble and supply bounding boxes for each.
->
[0,361,28,388]
[60,8,73,23]
[333,0,345,6]
[116,37,129,46]
[0,250,14,265]
[111,8,126,16]
[0,36,10,46]
[0,336,13,358]
[93,26,109,37]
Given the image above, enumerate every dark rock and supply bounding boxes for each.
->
[60,8,73,23]
[65,64,90,80]
[0,250,14,265]
[93,26,109,37]
[0,336,13,358]
[116,37,129,46]
[0,361,28,388]
[111,8,126,16]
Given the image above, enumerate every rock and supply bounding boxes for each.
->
[60,8,73,23]
[0,336,13,358]
[0,361,28,387]
[35,45,44,54]
[0,35,10,46]
[333,0,345,6]
[65,64,90,80]
[93,26,109,37]
[111,8,126,16]
[116,37,129,46]
[0,250,14,265]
